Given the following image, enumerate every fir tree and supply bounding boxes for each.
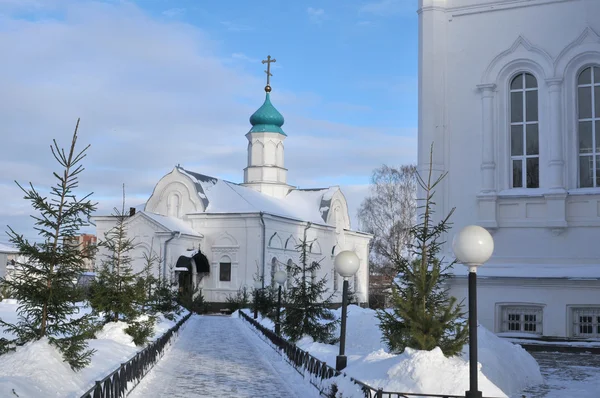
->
[376,146,468,356]
[150,276,181,321]
[281,227,337,343]
[89,186,155,345]
[0,119,98,370]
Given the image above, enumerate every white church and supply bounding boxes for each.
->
[419,0,600,339]
[93,70,372,306]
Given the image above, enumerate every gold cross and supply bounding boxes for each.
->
[262,55,276,92]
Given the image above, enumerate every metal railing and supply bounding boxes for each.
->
[239,310,338,394]
[349,378,470,398]
[79,312,192,398]
[238,310,500,398]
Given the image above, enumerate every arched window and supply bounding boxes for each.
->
[510,72,539,188]
[270,257,277,287]
[286,259,294,288]
[577,66,600,188]
[167,193,180,217]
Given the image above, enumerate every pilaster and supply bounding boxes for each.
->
[546,78,566,191]
[477,83,497,194]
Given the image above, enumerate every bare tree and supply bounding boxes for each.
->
[357,165,417,277]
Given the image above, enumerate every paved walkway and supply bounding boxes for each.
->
[519,351,600,398]
[129,315,320,398]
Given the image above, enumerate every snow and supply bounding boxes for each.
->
[0,243,19,253]
[0,299,188,397]
[129,315,320,398]
[242,305,543,398]
[138,211,201,237]
[179,167,341,227]
[448,262,600,278]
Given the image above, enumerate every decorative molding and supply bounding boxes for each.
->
[549,227,566,236]
[213,231,238,247]
[482,35,554,84]
[211,246,239,253]
[555,26,600,70]
[476,83,496,95]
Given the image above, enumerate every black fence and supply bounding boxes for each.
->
[238,310,500,398]
[79,312,192,398]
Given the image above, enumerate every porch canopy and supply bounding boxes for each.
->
[175,249,210,273]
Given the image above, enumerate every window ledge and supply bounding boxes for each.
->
[497,188,548,198]
[567,188,600,196]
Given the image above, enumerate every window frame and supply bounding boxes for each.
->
[570,306,600,338]
[499,304,544,335]
[509,72,540,189]
[219,261,232,282]
[577,65,600,188]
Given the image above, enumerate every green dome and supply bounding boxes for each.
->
[249,93,286,136]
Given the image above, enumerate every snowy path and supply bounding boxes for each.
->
[129,315,320,398]
[519,351,600,398]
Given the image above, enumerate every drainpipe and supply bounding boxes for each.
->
[303,222,312,280]
[163,231,181,282]
[303,222,312,241]
[259,212,266,288]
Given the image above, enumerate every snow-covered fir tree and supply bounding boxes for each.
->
[89,186,155,345]
[0,119,99,370]
[377,147,468,356]
[281,227,337,343]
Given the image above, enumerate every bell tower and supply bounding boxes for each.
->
[242,55,294,199]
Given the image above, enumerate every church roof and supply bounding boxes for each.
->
[178,167,338,226]
[0,243,19,253]
[249,93,286,136]
[137,211,202,237]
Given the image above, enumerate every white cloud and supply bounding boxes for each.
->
[231,52,258,63]
[162,7,185,18]
[307,7,327,24]
[0,1,416,242]
[359,0,415,17]
[220,20,253,32]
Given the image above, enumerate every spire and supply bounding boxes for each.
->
[249,55,286,136]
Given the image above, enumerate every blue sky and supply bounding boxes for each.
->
[0,0,418,243]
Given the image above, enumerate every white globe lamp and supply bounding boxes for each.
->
[334,250,360,279]
[274,270,287,285]
[452,225,494,273]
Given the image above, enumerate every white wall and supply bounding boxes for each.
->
[188,213,371,304]
[419,0,600,338]
[449,277,600,337]
[419,0,600,264]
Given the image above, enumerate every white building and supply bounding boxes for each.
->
[93,80,372,305]
[418,0,600,339]
[0,243,19,280]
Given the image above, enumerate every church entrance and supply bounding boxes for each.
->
[174,250,211,296]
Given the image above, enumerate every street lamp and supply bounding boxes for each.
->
[334,250,360,371]
[274,270,287,335]
[452,225,494,398]
[253,280,262,319]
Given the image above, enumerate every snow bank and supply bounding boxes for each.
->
[0,300,189,397]
[466,326,543,396]
[244,305,542,397]
[95,321,136,347]
[0,337,86,397]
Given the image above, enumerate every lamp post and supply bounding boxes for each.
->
[274,270,287,335]
[253,280,262,319]
[334,250,360,371]
[452,225,494,398]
